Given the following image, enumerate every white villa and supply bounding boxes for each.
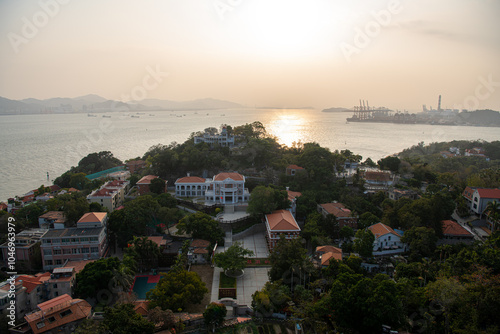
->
[194,126,235,147]
[175,176,208,197]
[368,223,407,256]
[205,172,250,204]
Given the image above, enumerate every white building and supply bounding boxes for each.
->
[204,172,250,204]
[368,223,407,256]
[86,180,129,212]
[175,176,208,197]
[194,126,235,147]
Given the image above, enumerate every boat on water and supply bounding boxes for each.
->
[102,115,111,118]
[131,115,140,118]
[87,113,97,117]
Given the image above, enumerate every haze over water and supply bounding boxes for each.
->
[1,109,499,202]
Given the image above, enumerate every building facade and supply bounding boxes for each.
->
[368,223,407,256]
[204,172,250,204]
[317,202,358,229]
[86,180,129,212]
[265,210,301,251]
[0,229,47,271]
[175,176,208,197]
[194,126,235,147]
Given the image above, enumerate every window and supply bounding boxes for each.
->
[63,249,71,254]
[53,249,61,255]
[43,249,52,255]
[45,260,53,265]
[53,283,58,288]
[62,238,70,243]
[47,316,56,323]
[60,309,73,318]
[91,247,99,253]
[36,321,46,329]
[55,260,62,265]
[82,248,89,254]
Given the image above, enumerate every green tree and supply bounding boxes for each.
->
[156,193,177,208]
[103,303,154,334]
[377,156,401,172]
[485,200,500,232]
[214,241,254,276]
[147,307,177,331]
[74,319,107,334]
[340,226,355,240]
[252,281,291,317]
[402,226,438,261]
[147,268,208,311]
[128,174,140,187]
[149,177,166,194]
[358,212,380,229]
[269,236,309,286]
[75,257,121,299]
[126,236,160,272]
[247,185,289,217]
[69,172,91,190]
[63,196,90,224]
[15,203,44,226]
[354,229,375,258]
[176,212,224,245]
[203,302,227,332]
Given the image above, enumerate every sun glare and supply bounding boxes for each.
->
[267,113,308,147]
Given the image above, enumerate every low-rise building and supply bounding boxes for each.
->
[368,223,407,256]
[136,175,159,195]
[194,126,235,147]
[315,245,342,267]
[317,202,358,229]
[0,279,27,320]
[205,172,250,204]
[286,188,302,218]
[86,180,129,212]
[265,210,301,251]
[439,220,475,245]
[126,159,146,174]
[38,211,67,229]
[364,171,394,191]
[388,188,418,201]
[468,188,500,216]
[76,212,107,229]
[24,294,92,334]
[175,176,208,197]
[40,227,107,271]
[188,239,211,264]
[0,229,47,271]
[286,164,305,176]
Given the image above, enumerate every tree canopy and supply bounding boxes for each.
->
[176,212,224,245]
[214,241,254,276]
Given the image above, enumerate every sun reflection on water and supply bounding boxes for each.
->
[266,112,309,148]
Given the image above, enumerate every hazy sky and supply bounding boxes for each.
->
[1,0,499,111]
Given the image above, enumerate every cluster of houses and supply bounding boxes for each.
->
[441,146,489,160]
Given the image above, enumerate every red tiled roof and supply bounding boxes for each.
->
[213,172,244,181]
[191,239,210,248]
[287,190,302,201]
[266,210,300,231]
[127,160,145,166]
[476,188,500,199]
[319,202,352,218]
[137,175,158,184]
[193,248,209,254]
[61,259,96,274]
[368,223,401,238]
[26,295,92,334]
[176,176,206,183]
[442,220,473,237]
[106,180,127,187]
[91,188,117,197]
[133,301,149,316]
[15,272,50,293]
[287,164,304,170]
[316,245,343,265]
[0,202,7,210]
[77,212,107,223]
[462,186,476,200]
[147,236,167,247]
[49,185,61,192]
[68,188,79,192]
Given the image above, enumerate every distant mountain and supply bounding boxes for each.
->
[0,95,244,115]
[458,109,500,126]
[322,107,350,112]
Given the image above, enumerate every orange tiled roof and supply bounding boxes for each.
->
[442,220,473,236]
[15,273,51,293]
[137,175,158,184]
[287,164,304,170]
[77,212,107,223]
[320,251,342,266]
[319,202,352,218]
[191,239,210,248]
[287,190,302,201]
[316,245,342,255]
[147,236,167,247]
[91,188,117,197]
[25,294,91,334]
[68,188,79,192]
[61,259,96,274]
[176,176,206,183]
[133,301,150,316]
[193,248,209,254]
[462,186,476,200]
[368,223,401,238]
[213,172,244,181]
[266,210,300,231]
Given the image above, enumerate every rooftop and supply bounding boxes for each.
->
[77,212,107,224]
[213,172,244,182]
[266,210,301,231]
[319,202,353,218]
[442,220,474,237]
[287,190,302,201]
[287,164,304,170]
[39,211,66,223]
[43,227,104,238]
[191,239,210,248]
[137,175,158,185]
[176,176,207,183]
[476,188,500,199]
[364,171,391,182]
[368,223,401,238]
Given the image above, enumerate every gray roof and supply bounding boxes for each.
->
[42,227,104,238]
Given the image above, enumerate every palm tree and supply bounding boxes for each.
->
[485,200,500,233]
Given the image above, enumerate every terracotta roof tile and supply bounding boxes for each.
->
[287,190,302,201]
[266,210,300,231]
[286,164,304,170]
[476,188,500,199]
[77,212,107,223]
[319,202,352,218]
[368,223,401,238]
[213,172,244,181]
[176,176,206,183]
[364,171,391,182]
[191,239,210,248]
[137,175,158,184]
[442,220,473,237]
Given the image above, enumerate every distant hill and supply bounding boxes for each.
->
[458,109,500,126]
[322,107,350,112]
[0,95,244,115]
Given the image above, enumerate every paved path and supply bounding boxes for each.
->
[211,231,270,309]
